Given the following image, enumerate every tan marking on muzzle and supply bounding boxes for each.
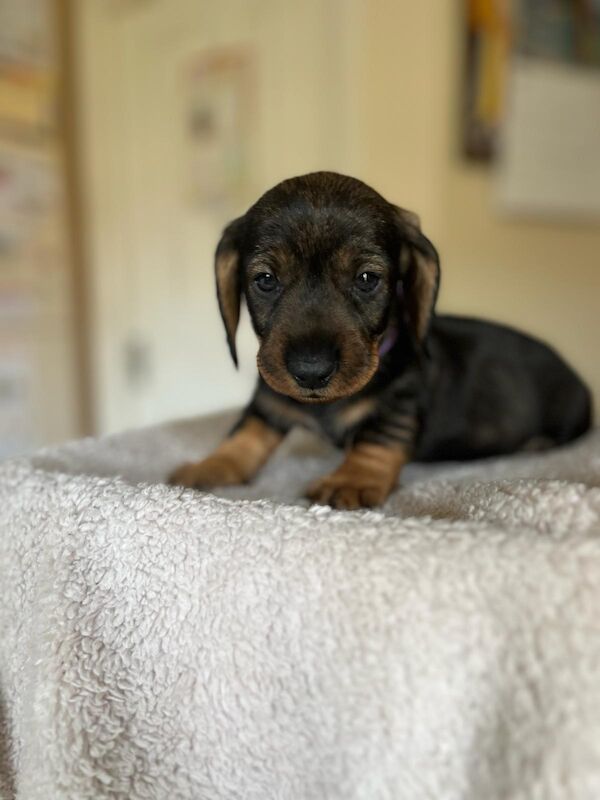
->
[257,338,380,404]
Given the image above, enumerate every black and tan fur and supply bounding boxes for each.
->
[170,172,592,509]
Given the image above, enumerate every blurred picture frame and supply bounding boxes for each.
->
[183,46,255,210]
[463,0,600,162]
[0,0,57,141]
[516,0,600,67]
[463,0,511,161]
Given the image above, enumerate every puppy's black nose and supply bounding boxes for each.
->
[286,343,338,389]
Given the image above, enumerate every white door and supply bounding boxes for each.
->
[76,0,359,435]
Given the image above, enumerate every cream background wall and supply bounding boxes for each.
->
[77,0,599,435]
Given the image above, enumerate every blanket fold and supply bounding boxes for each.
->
[1,413,600,799]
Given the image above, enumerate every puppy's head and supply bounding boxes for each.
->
[215,172,439,403]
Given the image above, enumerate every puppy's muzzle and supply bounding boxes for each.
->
[285,341,339,390]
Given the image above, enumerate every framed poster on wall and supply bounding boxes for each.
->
[182,47,254,211]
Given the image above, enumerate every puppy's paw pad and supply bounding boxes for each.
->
[330,486,363,511]
[168,463,200,488]
[306,475,390,510]
[168,456,245,489]
[305,475,344,507]
[358,487,386,508]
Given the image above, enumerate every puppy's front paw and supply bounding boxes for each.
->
[306,471,393,510]
[168,454,247,490]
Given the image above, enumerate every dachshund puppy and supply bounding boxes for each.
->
[169,172,592,509]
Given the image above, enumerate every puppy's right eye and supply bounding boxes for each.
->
[254,272,278,293]
[355,271,380,292]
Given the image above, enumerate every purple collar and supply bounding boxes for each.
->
[379,327,398,357]
[379,282,403,356]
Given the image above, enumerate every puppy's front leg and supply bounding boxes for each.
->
[306,441,409,510]
[169,415,283,490]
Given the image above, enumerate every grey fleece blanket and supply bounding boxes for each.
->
[1,411,600,800]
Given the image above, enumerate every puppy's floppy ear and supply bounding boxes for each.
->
[393,206,440,344]
[215,216,245,366]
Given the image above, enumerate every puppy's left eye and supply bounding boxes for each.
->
[254,272,279,293]
[355,271,380,293]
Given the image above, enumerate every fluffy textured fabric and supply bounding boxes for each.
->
[1,412,600,800]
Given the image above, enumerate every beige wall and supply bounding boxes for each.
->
[355,0,600,413]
